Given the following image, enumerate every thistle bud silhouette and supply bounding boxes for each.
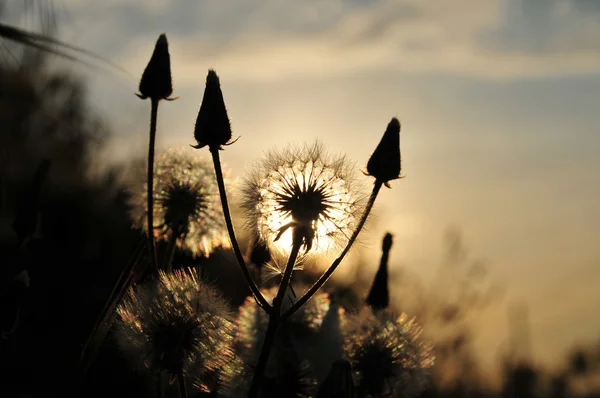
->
[192,70,233,151]
[366,118,402,187]
[137,34,174,100]
[316,359,356,398]
[366,232,392,311]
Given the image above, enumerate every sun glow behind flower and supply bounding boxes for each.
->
[244,143,364,255]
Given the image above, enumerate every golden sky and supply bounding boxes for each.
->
[6,0,600,373]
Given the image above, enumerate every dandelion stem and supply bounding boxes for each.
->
[210,148,271,312]
[146,98,160,269]
[177,372,188,398]
[282,180,383,320]
[248,235,303,398]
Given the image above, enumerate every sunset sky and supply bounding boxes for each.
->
[5,0,600,374]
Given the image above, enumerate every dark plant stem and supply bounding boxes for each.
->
[210,148,271,312]
[248,235,303,398]
[147,98,160,269]
[177,372,188,398]
[282,180,383,320]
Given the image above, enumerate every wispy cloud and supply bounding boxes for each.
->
[56,0,600,82]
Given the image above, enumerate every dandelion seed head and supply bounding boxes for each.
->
[129,148,229,257]
[243,142,364,255]
[236,285,332,365]
[345,309,435,397]
[114,268,236,390]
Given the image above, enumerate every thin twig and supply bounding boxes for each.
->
[146,99,159,269]
[247,235,303,398]
[210,148,271,312]
[281,180,383,320]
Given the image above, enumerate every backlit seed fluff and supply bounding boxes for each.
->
[129,148,230,257]
[192,70,233,151]
[366,118,402,187]
[242,142,365,255]
[137,34,174,100]
[114,268,236,389]
[344,309,434,397]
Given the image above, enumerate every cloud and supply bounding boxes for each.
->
[53,0,600,83]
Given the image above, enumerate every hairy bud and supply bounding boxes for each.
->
[366,118,402,187]
[137,34,174,100]
[192,70,233,151]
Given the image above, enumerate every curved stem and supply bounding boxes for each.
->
[210,148,271,312]
[282,180,383,320]
[146,98,159,269]
[247,235,303,398]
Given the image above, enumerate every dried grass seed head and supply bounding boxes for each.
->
[129,148,229,257]
[242,142,365,255]
[114,268,236,386]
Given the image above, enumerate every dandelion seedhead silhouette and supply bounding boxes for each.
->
[345,309,435,397]
[236,285,331,361]
[130,148,229,257]
[114,268,236,389]
[243,142,364,255]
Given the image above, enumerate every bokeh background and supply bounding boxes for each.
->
[1,0,599,397]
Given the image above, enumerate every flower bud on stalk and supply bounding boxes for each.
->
[192,70,234,151]
[137,34,175,101]
[366,118,402,187]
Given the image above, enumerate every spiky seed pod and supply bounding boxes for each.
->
[242,142,365,255]
[137,34,174,100]
[129,148,230,257]
[366,118,402,187]
[114,268,236,391]
[344,309,434,397]
[192,70,233,151]
[316,359,356,398]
